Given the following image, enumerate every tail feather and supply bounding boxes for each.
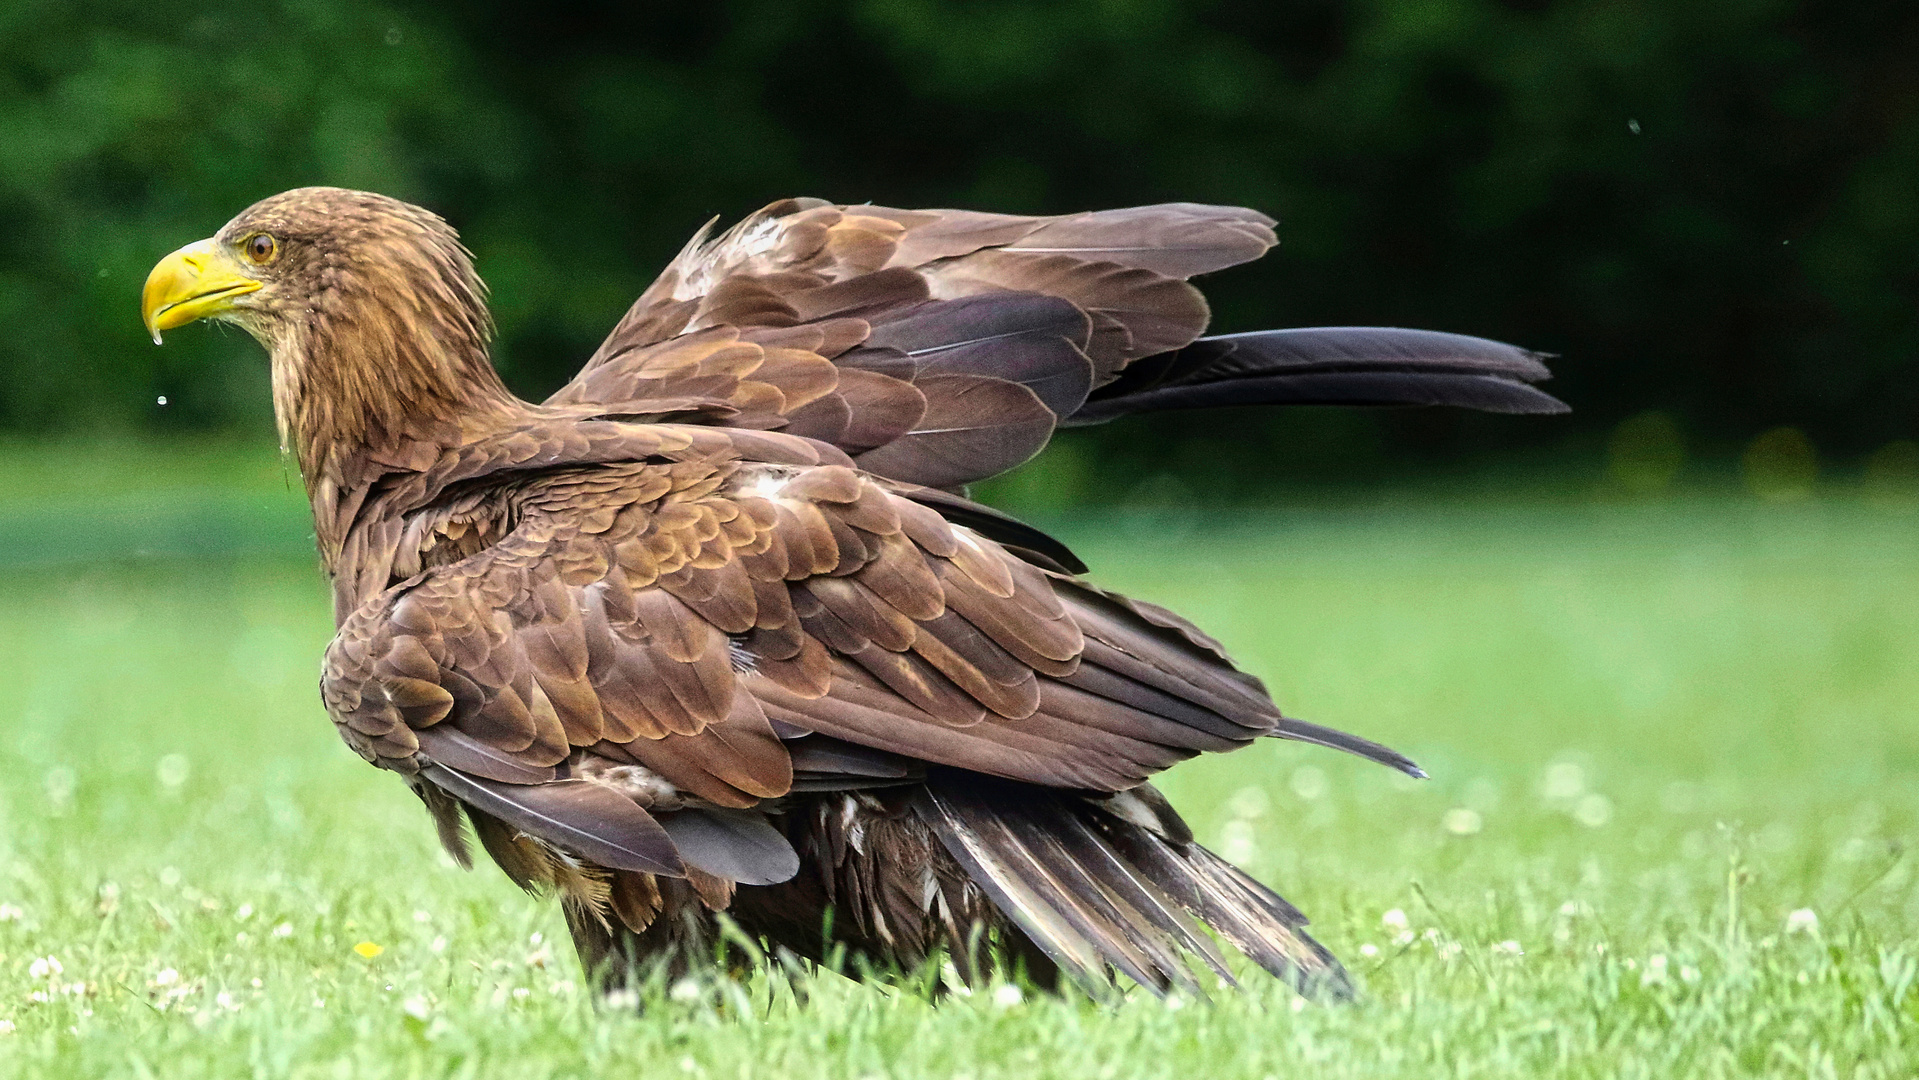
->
[992,804,1216,996]
[913,774,1349,998]
[912,784,1118,988]
[1040,808,1237,985]
[1106,831,1351,999]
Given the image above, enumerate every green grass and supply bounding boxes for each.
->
[0,442,1917,1077]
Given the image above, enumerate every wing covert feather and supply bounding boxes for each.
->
[537,199,1385,490]
[323,439,1390,894]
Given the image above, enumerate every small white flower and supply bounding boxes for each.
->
[1289,767,1329,801]
[44,766,76,809]
[1573,794,1614,828]
[1228,787,1270,819]
[1218,819,1257,864]
[0,1019,13,1034]
[234,903,253,922]
[271,923,293,939]
[1785,908,1819,935]
[1641,954,1668,985]
[0,904,22,922]
[215,991,239,1011]
[1679,965,1699,984]
[28,956,62,979]
[992,983,1023,1007]
[430,935,448,953]
[603,988,639,1010]
[1492,940,1524,956]
[1358,943,1379,958]
[528,931,542,946]
[1542,762,1586,800]
[1381,908,1409,931]
[155,754,190,790]
[1288,995,1307,1014]
[511,987,530,1000]
[1161,992,1186,1011]
[153,968,179,988]
[402,995,431,1021]
[670,978,702,1002]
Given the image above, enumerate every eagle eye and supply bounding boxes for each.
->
[243,233,278,265]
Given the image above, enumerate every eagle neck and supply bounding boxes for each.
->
[272,298,530,568]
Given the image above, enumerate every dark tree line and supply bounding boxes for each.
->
[3,0,1914,491]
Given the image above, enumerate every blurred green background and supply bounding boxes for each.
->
[3,0,1915,502]
[3,8,1919,1071]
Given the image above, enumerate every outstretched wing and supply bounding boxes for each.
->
[321,450,1407,888]
[545,200,1564,491]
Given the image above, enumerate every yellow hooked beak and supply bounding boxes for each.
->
[141,238,262,344]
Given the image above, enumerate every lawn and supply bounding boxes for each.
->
[0,441,1915,1078]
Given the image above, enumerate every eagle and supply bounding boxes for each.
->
[142,188,1562,1000]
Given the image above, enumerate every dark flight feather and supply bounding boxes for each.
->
[422,766,684,877]
[784,733,921,780]
[1270,718,1428,778]
[1072,326,1568,423]
[859,294,1096,416]
[854,374,1057,490]
[416,725,559,784]
[893,486,1088,574]
[654,808,800,887]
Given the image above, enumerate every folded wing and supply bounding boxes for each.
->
[321,451,1415,898]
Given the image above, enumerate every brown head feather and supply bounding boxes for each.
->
[210,187,523,489]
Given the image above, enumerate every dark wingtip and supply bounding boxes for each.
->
[1508,387,1572,415]
[1270,718,1426,778]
